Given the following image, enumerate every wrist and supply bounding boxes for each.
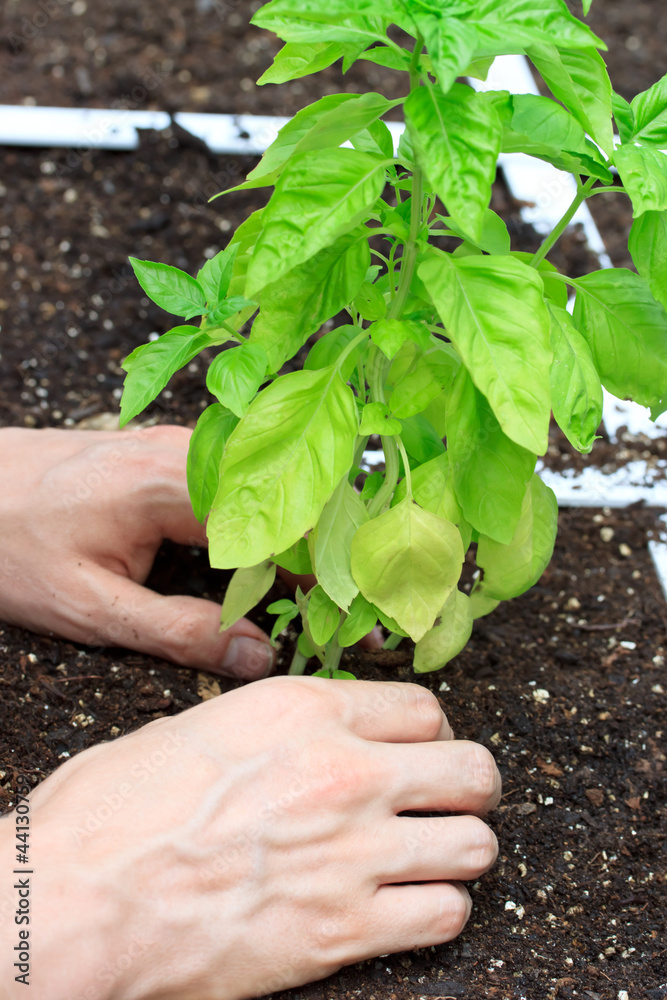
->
[0,790,130,1000]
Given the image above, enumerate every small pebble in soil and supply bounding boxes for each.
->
[619,543,632,557]
[600,526,615,542]
[532,688,550,703]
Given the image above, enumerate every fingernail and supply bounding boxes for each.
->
[221,637,274,680]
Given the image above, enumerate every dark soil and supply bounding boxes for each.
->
[1,1,667,998]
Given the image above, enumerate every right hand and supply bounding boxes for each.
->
[2,677,501,1000]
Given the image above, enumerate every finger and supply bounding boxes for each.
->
[72,568,275,680]
[344,882,471,962]
[358,626,384,650]
[377,814,499,884]
[331,680,453,743]
[382,740,502,815]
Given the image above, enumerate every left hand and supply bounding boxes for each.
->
[0,425,275,680]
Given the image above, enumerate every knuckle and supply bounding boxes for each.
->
[162,609,204,662]
[436,886,471,940]
[467,743,500,805]
[467,818,499,876]
[411,688,445,739]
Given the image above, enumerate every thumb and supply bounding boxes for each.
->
[80,570,275,680]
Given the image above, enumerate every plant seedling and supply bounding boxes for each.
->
[120,0,667,676]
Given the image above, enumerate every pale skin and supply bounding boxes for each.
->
[0,426,501,1000]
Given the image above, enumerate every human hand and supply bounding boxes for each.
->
[0,426,274,679]
[1,677,501,1000]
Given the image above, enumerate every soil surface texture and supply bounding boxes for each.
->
[1,1,667,998]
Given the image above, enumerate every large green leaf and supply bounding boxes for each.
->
[572,269,667,418]
[528,43,613,157]
[468,0,606,52]
[612,91,635,143]
[369,318,431,360]
[128,259,207,320]
[350,498,464,642]
[206,343,268,418]
[250,231,369,372]
[498,92,613,182]
[549,304,603,454]
[208,367,358,568]
[629,210,667,312]
[437,208,511,256]
[220,561,277,632]
[405,83,502,243]
[419,252,552,455]
[446,368,536,544]
[246,148,387,297]
[252,2,394,47]
[310,476,368,612]
[305,325,366,383]
[120,326,209,427]
[476,474,558,601]
[630,73,667,146]
[614,145,667,216]
[294,92,401,156]
[413,589,473,673]
[257,41,345,85]
[186,403,239,523]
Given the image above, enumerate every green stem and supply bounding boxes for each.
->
[382,632,404,651]
[367,435,399,518]
[529,176,596,268]
[388,164,424,320]
[586,185,626,197]
[396,438,412,498]
[288,649,309,675]
[322,618,344,674]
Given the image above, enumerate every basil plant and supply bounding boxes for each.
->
[120,0,667,676]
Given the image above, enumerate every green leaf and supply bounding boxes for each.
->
[389,348,458,420]
[392,452,471,550]
[246,148,387,297]
[373,606,409,638]
[305,324,367,383]
[582,0,593,13]
[469,586,500,620]
[612,91,635,144]
[419,252,552,455]
[338,593,378,647]
[186,403,239,523]
[350,119,396,159]
[128,258,207,320]
[369,319,431,360]
[225,210,265,300]
[497,92,613,182]
[528,43,613,157]
[220,561,277,632]
[310,476,369,612]
[437,209,511,255]
[549,304,603,455]
[206,343,268,418]
[272,537,313,575]
[209,366,358,568]
[477,475,558,601]
[572,269,667,418]
[354,281,386,322]
[629,210,667,312]
[120,326,209,427]
[446,367,536,545]
[630,72,667,145]
[252,233,370,373]
[294,92,401,157]
[414,13,479,95]
[257,41,345,85]
[360,402,401,436]
[206,296,256,327]
[266,599,300,642]
[358,45,411,74]
[399,414,446,465]
[312,668,357,679]
[351,498,464,642]
[197,244,239,306]
[413,589,473,673]
[469,0,606,52]
[405,83,502,243]
[360,470,383,501]
[241,94,359,190]
[252,2,394,48]
[307,585,340,645]
[614,145,667,216]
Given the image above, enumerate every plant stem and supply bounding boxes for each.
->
[322,619,344,674]
[396,438,412,498]
[382,632,404,651]
[586,185,627,197]
[367,435,399,518]
[388,165,424,320]
[288,649,309,675]
[529,176,596,268]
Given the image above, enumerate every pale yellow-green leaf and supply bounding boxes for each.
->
[220,561,276,632]
[414,589,473,673]
[350,498,464,642]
